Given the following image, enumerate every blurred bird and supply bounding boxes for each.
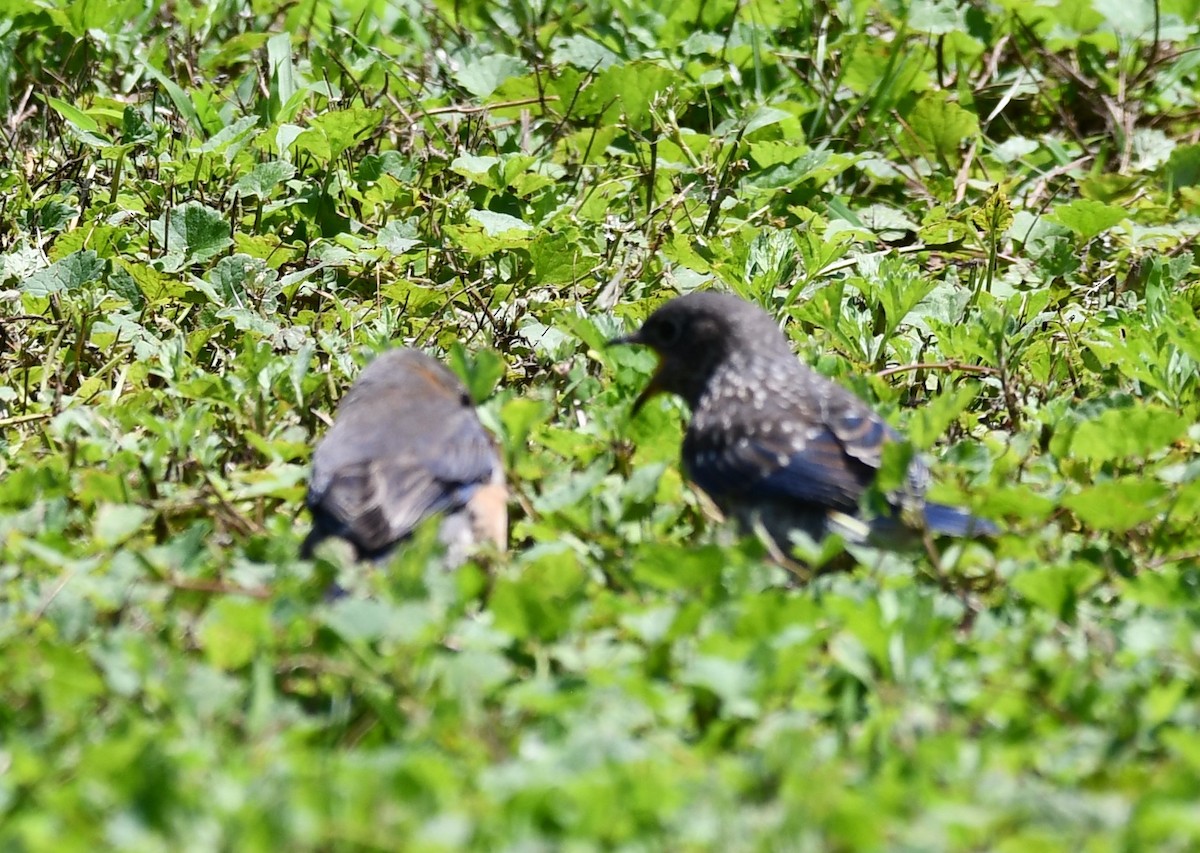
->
[302,348,507,565]
[609,291,996,560]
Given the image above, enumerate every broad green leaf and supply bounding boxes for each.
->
[748,141,808,168]
[448,344,506,402]
[322,599,429,643]
[1164,144,1200,193]
[1062,478,1168,532]
[552,34,622,70]
[21,250,105,295]
[468,210,530,235]
[1070,406,1188,462]
[908,0,966,33]
[198,599,271,670]
[1011,563,1102,620]
[92,504,150,546]
[631,543,724,591]
[488,553,584,641]
[234,160,296,197]
[454,53,530,98]
[375,220,422,255]
[150,202,232,272]
[1048,199,1127,239]
[906,384,980,449]
[445,211,533,256]
[450,154,505,190]
[680,656,759,718]
[576,62,676,125]
[292,107,384,161]
[907,92,979,163]
[530,230,584,284]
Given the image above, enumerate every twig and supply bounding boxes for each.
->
[874,360,1000,379]
[423,96,558,116]
[0,412,54,428]
[168,577,272,599]
[0,315,56,324]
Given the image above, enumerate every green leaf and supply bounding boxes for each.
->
[293,107,384,161]
[680,656,759,718]
[375,220,422,255]
[234,160,296,198]
[1011,563,1103,621]
[92,504,151,546]
[489,553,584,641]
[530,230,584,284]
[748,141,809,169]
[445,211,533,256]
[632,543,725,592]
[22,250,105,295]
[908,0,966,34]
[448,344,506,402]
[450,154,505,190]
[1164,143,1200,193]
[1062,478,1168,532]
[551,34,621,70]
[1047,199,1127,239]
[1070,406,1189,462]
[454,54,530,98]
[150,202,232,272]
[906,384,980,449]
[267,32,297,120]
[469,210,531,235]
[577,62,675,125]
[322,599,429,643]
[198,599,271,670]
[907,92,978,163]
[139,57,205,134]
[40,95,111,146]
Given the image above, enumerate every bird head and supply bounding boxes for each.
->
[608,291,790,413]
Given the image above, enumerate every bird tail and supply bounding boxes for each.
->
[299,527,322,559]
[922,502,998,537]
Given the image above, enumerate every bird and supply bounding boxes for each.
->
[302,347,507,566]
[609,291,996,561]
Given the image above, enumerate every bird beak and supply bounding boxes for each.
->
[631,368,666,415]
[606,331,642,347]
[607,329,663,415]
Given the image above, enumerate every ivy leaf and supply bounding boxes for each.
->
[234,161,295,198]
[22,250,105,295]
[907,92,979,164]
[1048,199,1127,240]
[150,202,232,272]
[454,54,530,98]
[293,107,384,161]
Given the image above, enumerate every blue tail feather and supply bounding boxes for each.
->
[922,502,998,537]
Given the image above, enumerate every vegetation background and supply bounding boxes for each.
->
[3,0,1200,848]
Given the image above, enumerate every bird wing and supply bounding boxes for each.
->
[421,414,503,491]
[308,413,502,555]
[684,364,919,516]
[684,419,878,513]
[312,456,451,554]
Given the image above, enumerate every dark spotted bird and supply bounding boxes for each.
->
[609,291,996,559]
[302,348,507,565]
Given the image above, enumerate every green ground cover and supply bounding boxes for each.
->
[3,0,1200,848]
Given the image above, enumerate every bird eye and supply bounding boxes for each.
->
[654,318,680,345]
